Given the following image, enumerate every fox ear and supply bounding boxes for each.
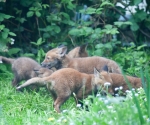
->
[79,43,88,54]
[58,46,68,57]
[101,65,108,72]
[94,67,100,78]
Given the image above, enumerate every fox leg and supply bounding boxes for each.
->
[12,77,20,87]
[53,96,70,113]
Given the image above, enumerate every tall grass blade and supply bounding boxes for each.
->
[144,68,150,119]
[122,70,145,124]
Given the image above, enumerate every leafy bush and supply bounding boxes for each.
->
[0,0,149,57]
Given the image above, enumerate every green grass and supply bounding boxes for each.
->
[0,77,75,125]
[0,73,150,125]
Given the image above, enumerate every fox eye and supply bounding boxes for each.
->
[47,57,50,60]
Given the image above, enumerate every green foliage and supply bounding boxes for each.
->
[27,38,45,63]
[0,0,149,58]
[113,44,150,76]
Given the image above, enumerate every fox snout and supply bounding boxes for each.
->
[41,61,49,68]
[41,59,60,69]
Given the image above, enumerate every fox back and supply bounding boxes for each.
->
[17,68,110,112]
[100,71,141,95]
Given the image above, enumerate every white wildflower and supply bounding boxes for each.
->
[135,93,138,97]
[85,101,89,105]
[147,118,150,122]
[11,38,15,45]
[107,106,113,109]
[119,86,123,90]
[93,122,97,125]
[115,87,119,91]
[0,60,3,63]
[132,88,135,91]
[143,115,147,119]
[112,110,116,113]
[125,90,130,93]
[104,82,111,87]
[96,93,101,97]
[62,110,68,113]
[76,104,81,108]
[104,99,109,104]
[108,121,113,125]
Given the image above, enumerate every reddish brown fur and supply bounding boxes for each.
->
[67,44,88,58]
[100,71,142,95]
[0,56,53,87]
[41,46,121,74]
[17,68,110,113]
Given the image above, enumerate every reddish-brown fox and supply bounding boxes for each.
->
[41,46,121,74]
[16,68,112,113]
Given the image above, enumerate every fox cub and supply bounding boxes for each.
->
[41,46,121,74]
[100,65,141,95]
[0,56,53,87]
[17,68,112,113]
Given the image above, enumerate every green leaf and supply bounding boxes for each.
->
[21,53,35,57]
[114,21,132,27]
[29,7,35,11]
[137,44,147,50]
[43,33,50,38]
[2,32,8,39]
[134,0,142,5]
[69,28,81,37]
[37,38,44,46]
[67,2,75,10]
[30,42,38,46]
[4,14,14,19]
[46,25,53,31]
[80,7,96,14]
[60,12,70,20]
[3,28,9,32]
[8,48,21,56]
[131,22,139,31]
[19,18,27,23]
[27,11,34,17]
[94,49,103,56]
[82,27,93,36]
[8,32,16,36]
[105,43,112,49]
[100,1,114,7]
[105,24,113,29]
[111,28,119,34]
[0,16,4,21]
[42,4,49,9]
[95,43,104,49]
[134,11,147,22]
[96,8,103,14]
[35,11,41,17]
[53,25,61,33]
[0,25,5,30]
